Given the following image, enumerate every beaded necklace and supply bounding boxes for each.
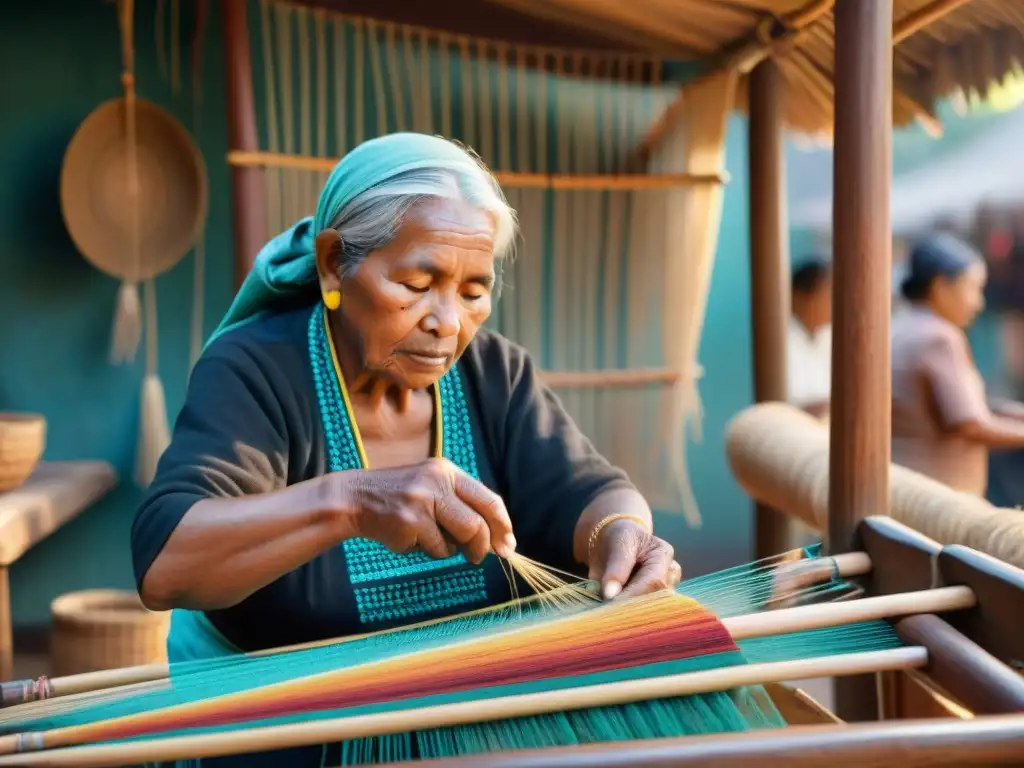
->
[307,306,490,627]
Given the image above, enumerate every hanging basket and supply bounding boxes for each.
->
[51,590,169,677]
[0,413,46,493]
[60,97,207,283]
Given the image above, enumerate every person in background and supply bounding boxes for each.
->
[787,257,833,420]
[892,232,1024,496]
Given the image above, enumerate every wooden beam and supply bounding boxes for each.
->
[893,0,975,46]
[0,567,9,684]
[226,151,730,189]
[222,0,268,289]
[747,58,792,560]
[829,0,893,723]
[636,0,837,157]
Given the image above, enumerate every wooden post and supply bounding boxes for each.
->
[829,0,894,722]
[748,58,792,560]
[0,567,11,682]
[222,0,268,289]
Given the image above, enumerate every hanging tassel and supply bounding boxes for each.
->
[135,373,171,487]
[135,278,170,487]
[110,281,143,364]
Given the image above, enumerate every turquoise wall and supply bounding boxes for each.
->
[2,3,757,626]
[2,2,235,625]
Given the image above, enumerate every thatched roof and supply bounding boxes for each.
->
[296,0,1024,138]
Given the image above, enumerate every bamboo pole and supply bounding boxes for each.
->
[225,150,730,188]
[892,0,975,46]
[0,648,927,767]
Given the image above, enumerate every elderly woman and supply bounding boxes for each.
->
[132,134,679,765]
[892,231,1024,496]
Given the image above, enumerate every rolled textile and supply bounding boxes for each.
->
[725,402,1024,569]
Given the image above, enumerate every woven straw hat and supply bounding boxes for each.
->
[60,97,207,282]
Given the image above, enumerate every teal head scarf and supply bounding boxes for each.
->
[207,133,491,347]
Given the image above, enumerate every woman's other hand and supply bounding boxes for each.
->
[588,519,682,601]
[332,458,516,564]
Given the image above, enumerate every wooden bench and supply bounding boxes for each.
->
[0,461,116,680]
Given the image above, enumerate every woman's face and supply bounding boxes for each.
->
[933,261,987,328]
[323,198,497,390]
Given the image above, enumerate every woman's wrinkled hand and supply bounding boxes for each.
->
[587,519,682,601]
[335,458,516,564]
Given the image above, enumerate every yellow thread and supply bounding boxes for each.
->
[321,307,443,468]
[588,514,651,561]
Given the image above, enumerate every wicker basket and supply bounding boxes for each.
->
[0,412,46,493]
[51,590,169,677]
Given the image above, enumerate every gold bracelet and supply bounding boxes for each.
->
[588,513,651,560]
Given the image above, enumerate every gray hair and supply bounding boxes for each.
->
[326,158,518,294]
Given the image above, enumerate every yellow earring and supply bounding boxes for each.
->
[323,289,341,311]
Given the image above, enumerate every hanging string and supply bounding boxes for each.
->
[187,0,209,370]
[110,0,143,366]
[170,0,181,94]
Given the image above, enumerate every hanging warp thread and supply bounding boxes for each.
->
[251,2,733,524]
[153,0,211,370]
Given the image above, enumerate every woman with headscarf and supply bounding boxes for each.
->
[132,134,680,766]
[892,231,1024,496]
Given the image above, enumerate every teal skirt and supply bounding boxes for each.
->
[154,610,332,768]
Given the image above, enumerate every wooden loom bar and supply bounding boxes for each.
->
[937,545,1024,668]
[829,0,893,723]
[375,716,1024,767]
[748,57,792,561]
[894,614,1024,715]
[223,0,269,288]
[226,151,729,188]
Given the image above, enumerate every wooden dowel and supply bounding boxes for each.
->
[895,614,1024,715]
[377,715,1024,767]
[226,151,729,188]
[0,648,926,766]
[724,586,974,641]
[51,664,169,699]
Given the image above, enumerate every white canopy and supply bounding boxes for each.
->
[790,105,1024,235]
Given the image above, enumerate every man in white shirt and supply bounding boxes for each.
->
[787,257,833,420]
